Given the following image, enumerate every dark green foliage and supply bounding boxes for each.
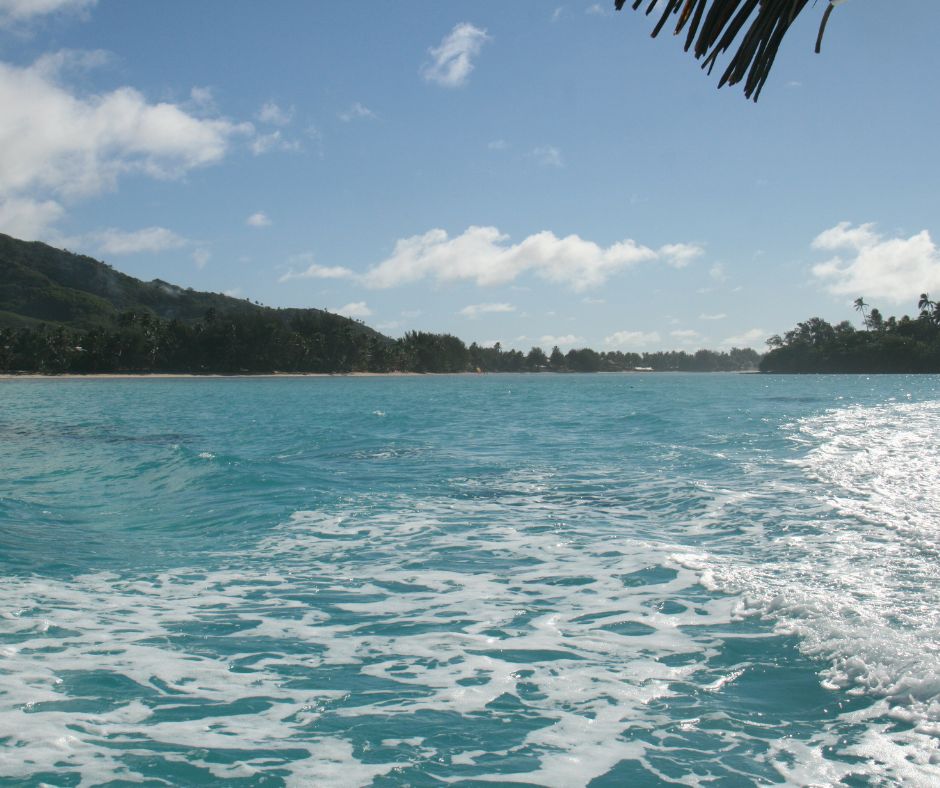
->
[0,232,389,373]
[0,232,763,375]
[760,296,940,373]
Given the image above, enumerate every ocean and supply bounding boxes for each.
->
[1,374,938,786]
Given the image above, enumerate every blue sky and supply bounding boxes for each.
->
[1,0,938,352]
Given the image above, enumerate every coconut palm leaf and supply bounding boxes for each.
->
[616,0,847,101]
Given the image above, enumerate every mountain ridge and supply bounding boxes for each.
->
[0,232,382,340]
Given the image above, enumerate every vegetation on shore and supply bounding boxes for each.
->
[0,232,761,375]
[760,295,940,373]
[0,316,760,375]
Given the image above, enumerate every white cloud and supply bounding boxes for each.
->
[722,328,765,347]
[192,248,211,269]
[0,196,63,239]
[709,262,728,281]
[246,211,271,228]
[338,102,376,122]
[459,302,516,319]
[421,22,490,88]
[551,7,564,22]
[604,330,662,350]
[811,221,940,304]
[582,297,605,304]
[670,329,701,341]
[190,86,214,109]
[0,0,95,25]
[699,312,727,321]
[0,53,251,233]
[586,4,608,16]
[33,48,110,77]
[89,226,187,254]
[223,287,241,298]
[539,334,583,347]
[278,254,355,282]
[332,301,372,319]
[659,242,705,269]
[250,130,300,155]
[58,225,189,255]
[487,139,508,151]
[529,145,563,168]
[363,226,658,291]
[257,101,293,126]
[401,309,422,319]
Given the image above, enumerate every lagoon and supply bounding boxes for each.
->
[1,374,938,785]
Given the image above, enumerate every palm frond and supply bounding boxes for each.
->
[616,0,845,101]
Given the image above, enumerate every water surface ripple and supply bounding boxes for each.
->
[1,374,938,785]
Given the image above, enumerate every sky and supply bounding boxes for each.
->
[1,0,939,353]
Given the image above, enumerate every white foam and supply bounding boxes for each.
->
[691,400,940,784]
[6,398,940,785]
[0,487,737,785]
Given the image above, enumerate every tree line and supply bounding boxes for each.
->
[760,294,940,373]
[0,309,761,375]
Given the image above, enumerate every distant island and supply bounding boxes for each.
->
[760,296,940,373]
[0,232,761,375]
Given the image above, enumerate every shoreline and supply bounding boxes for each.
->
[0,371,430,380]
[0,370,757,380]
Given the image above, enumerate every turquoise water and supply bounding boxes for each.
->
[1,374,939,786]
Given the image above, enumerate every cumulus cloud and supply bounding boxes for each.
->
[332,301,372,319]
[257,101,293,126]
[722,328,765,347]
[0,53,251,236]
[250,130,300,155]
[278,254,355,282]
[362,226,660,291]
[421,22,490,88]
[87,226,187,254]
[459,302,515,319]
[659,242,705,269]
[190,86,214,109]
[811,221,940,304]
[604,330,662,350]
[0,58,248,196]
[338,102,376,122]
[33,48,110,77]
[540,334,583,347]
[246,211,271,228]
[0,196,64,240]
[0,0,95,25]
[670,329,701,341]
[709,262,728,281]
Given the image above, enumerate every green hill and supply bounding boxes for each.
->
[0,232,381,338]
[0,233,762,375]
[0,232,401,373]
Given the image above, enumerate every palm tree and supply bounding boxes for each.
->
[918,293,934,314]
[853,297,869,330]
[617,0,849,101]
